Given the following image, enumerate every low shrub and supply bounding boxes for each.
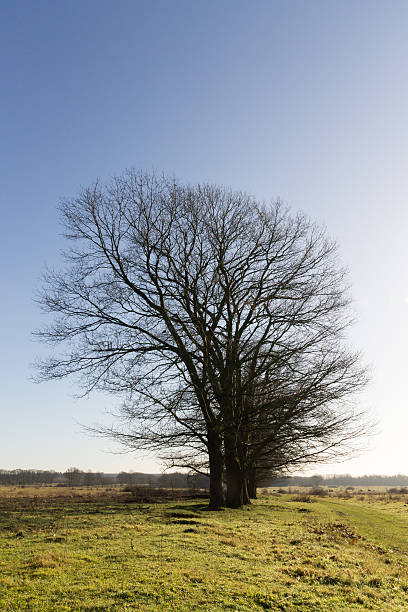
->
[388,487,408,494]
[309,487,329,497]
[292,494,312,503]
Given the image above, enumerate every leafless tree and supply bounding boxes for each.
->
[35,170,368,508]
[230,345,369,503]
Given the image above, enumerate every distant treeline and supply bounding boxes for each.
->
[2,469,408,488]
[0,468,209,488]
[270,474,408,487]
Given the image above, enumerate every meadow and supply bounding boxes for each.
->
[1,485,408,610]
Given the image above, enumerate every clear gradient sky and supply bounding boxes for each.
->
[1,0,408,475]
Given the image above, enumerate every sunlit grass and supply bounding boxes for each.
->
[1,486,408,610]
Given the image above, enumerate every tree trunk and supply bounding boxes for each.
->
[243,477,251,504]
[224,447,244,508]
[223,398,245,508]
[207,429,225,510]
[247,469,257,499]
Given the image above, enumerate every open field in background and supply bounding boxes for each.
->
[1,487,408,610]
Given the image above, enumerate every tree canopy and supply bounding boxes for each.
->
[36,171,369,508]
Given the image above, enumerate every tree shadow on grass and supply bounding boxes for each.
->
[166,502,214,514]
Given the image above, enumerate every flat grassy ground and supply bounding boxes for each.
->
[1,486,408,610]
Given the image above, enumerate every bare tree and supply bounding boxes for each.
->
[35,170,368,509]
[230,344,368,503]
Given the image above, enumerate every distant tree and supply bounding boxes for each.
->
[116,472,130,485]
[64,467,83,487]
[36,170,369,509]
[83,470,105,486]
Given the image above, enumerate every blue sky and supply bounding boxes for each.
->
[2,0,408,474]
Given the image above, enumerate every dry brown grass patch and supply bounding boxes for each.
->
[27,552,66,569]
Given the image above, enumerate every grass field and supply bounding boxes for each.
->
[1,486,408,610]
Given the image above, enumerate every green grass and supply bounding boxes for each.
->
[1,487,408,610]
